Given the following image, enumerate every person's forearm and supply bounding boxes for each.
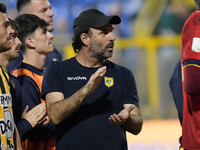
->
[47,66,107,124]
[24,122,56,142]
[14,125,22,150]
[16,119,32,140]
[47,85,91,125]
[121,114,143,135]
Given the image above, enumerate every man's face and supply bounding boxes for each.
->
[33,27,54,54]
[0,13,15,53]
[2,32,21,61]
[22,0,54,32]
[88,23,115,60]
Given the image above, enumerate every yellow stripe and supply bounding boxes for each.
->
[0,69,10,94]
[0,68,14,148]
[183,64,200,69]
[0,107,6,148]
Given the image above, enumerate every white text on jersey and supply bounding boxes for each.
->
[0,94,12,106]
[67,76,87,80]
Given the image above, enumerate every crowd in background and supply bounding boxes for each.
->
[4,0,143,37]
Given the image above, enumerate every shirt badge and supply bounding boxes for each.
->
[104,76,114,88]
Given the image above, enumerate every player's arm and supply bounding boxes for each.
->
[21,104,46,127]
[183,59,200,94]
[46,66,107,125]
[20,79,55,141]
[14,125,22,150]
[109,104,143,135]
[109,67,143,135]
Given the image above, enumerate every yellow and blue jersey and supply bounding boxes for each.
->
[0,66,15,149]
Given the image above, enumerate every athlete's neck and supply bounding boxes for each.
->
[23,52,46,69]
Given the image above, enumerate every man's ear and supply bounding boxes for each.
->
[26,37,36,49]
[80,33,90,46]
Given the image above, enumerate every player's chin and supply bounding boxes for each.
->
[47,25,54,32]
[48,45,54,53]
[10,54,18,61]
[106,51,113,58]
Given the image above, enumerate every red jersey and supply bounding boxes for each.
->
[181,11,200,63]
[181,11,200,149]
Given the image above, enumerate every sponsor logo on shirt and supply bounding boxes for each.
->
[104,76,114,88]
[1,143,14,150]
[192,37,200,52]
[3,108,14,140]
[0,108,14,141]
[67,76,87,80]
[0,94,12,107]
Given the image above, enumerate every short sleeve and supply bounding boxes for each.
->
[122,68,139,108]
[41,61,63,100]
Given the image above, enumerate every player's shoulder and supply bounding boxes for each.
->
[106,60,132,73]
[9,73,18,82]
[9,73,20,90]
[46,57,74,70]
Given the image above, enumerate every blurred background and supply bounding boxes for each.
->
[2,0,196,149]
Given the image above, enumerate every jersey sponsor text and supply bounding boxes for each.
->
[67,76,87,80]
[0,94,12,107]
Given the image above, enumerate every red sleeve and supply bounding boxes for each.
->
[183,65,200,94]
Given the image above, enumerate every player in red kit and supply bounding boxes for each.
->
[181,0,200,149]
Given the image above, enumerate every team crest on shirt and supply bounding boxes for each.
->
[104,77,114,88]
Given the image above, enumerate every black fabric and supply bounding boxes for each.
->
[73,8,121,33]
[41,57,139,150]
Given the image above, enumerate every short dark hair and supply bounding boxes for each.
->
[14,14,49,53]
[8,18,20,33]
[16,0,31,13]
[0,3,7,14]
[72,27,91,53]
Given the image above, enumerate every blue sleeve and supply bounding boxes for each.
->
[122,68,139,108]
[169,59,183,125]
[10,74,22,123]
[19,77,56,142]
[7,51,23,73]
[16,119,32,141]
[20,77,41,110]
[9,75,36,141]
[41,61,63,100]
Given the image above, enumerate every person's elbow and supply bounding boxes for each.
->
[47,112,61,125]
[124,116,143,135]
[132,118,143,135]
[46,106,62,125]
